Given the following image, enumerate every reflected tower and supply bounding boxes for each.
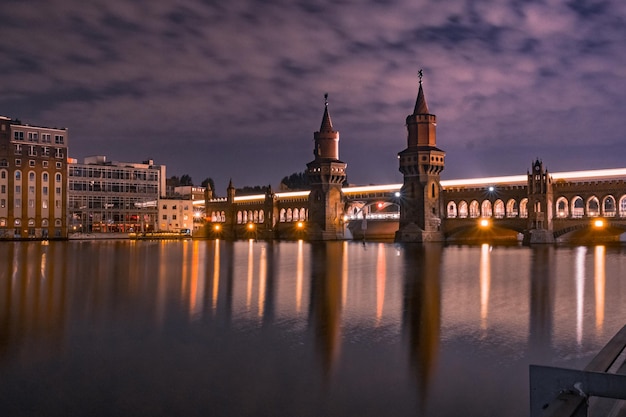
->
[402,243,442,408]
[308,241,345,377]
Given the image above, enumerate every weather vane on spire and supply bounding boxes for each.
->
[418,69,423,84]
[324,93,328,106]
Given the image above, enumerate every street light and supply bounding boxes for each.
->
[479,218,490,228]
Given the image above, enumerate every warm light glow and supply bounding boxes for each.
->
[214,224,221,231]
[377,202,384,209]
[479,219,490,227]
[594,219,604,228]
[488,186,495,192]
[296,221,304,229]
[247,223,255,230]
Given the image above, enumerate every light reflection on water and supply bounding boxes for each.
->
[1,240,626,416]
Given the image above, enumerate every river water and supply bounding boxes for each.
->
[1,240,625,416]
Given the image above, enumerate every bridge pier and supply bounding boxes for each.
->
[523,229,556,245]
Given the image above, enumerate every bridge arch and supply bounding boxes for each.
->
[603,195,616,217]
[571,196,584,218]
[587,196,600,217]
[458,201,468,218]
[520,198,528,218]
[556,197,569,218]
[447,201,457,218]
[469,200,479,218]
[506,199,518,217]
[481,200,492,217]
[494,199,505,218]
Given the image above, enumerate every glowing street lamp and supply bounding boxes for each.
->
[593,219,605,228]
[296,221,304,229]
[479,218,490,228]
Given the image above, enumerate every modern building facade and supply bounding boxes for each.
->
[159,186,206,234]
[68,156,165,234]
[0,116,69,239]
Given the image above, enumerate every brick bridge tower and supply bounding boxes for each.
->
[396,72,445,242]
[306,94,347,240]
[524,159,555,243]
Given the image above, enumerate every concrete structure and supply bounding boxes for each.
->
[68,156,165,234]
[0,116,68,239]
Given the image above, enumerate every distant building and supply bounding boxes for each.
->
[68,156,165,234]
[159,186,206,234]
[0,116,69,239]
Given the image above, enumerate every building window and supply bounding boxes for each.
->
[28,132,38,141]
[42,147,50,156]
[0,199,5,208]
[15,144,22,154]
[28,146,37,156]
[55,173,61,182]
[162,204,167,209]
[29,160,35,167]
[29,172,35,181]
[15,185,21,193]
[55,187,61,195]
[15,199,21,208]
[28,199,34,208]
[54,135,64,144]
[43,161,48,168]
[43,186,48,195]
[15,171,21,180]
[172,215,177,220]
[56,162,62,169]
[14,131,24,141]
[28,186,35,194]
[55,148,64,158]
[42,200,48,209]
[42,133,51,143]
[43,172,48,182]
[162,215,167,220]
[172,205,177,209]
[0,160,6,167]
[55,200,60,208]
[0,185,4,194]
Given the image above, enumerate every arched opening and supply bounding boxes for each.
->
[587,196,600,217]
[602,196,616,217]
[493,199,504,219]
[286,208,293,222]
[506,199,518,218]
[619,196,626,217]
[469,200,480,218]
[237,211,243,224]
[520,198,528,218]
[279,208,286,222]
[572,196,584,218]
[556,197,569,218]
[447,201,457,218]
[458,201,468,219]
[481,200,492,217]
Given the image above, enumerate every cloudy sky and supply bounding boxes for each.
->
[1,0,625,192]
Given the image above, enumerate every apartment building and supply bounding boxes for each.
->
[0,116,68,239]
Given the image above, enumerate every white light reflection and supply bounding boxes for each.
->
[575,247,586,346]
[296,240,304,313]
[246,239,254,309]
[258,246,266,318]
[212,239,220,312]
[376,243,386,325]
[342,241,349,308]
[594,246,605,335]
[479,244,491,332]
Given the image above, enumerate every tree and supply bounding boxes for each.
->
[201,178,216,196]
[280,171,309,190]
[180,174,193,186]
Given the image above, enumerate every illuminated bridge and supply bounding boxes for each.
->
[200,165,626,243]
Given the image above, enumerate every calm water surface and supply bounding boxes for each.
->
[1,240,626,416]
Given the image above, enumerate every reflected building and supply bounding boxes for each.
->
[308,241,345,376]
[528,245,555,357]
[402,243,442,407]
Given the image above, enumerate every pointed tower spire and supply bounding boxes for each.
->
[312,93,340,160]
[413,69,430,115]
[320,93,333,132]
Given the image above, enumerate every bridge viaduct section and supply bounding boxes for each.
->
[203,75,626,243]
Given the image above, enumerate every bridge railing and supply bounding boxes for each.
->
[530,324,626,417]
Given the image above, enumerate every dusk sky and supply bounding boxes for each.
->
[1,0,625,193]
